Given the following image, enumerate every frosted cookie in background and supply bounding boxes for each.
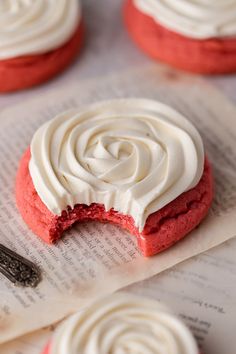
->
[15,99,213,257]
[0,0,84,92]
[124,0,236,74]
[41,292,201,354]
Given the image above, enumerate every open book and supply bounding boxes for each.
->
[1,235,235,354]
[0,65,236,347]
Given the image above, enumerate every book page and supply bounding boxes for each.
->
[0,328,53,354]
[2,236,235,354]
[0,65,236,343]
[127,236,236,354]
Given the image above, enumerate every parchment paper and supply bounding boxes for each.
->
[2,235,235,354]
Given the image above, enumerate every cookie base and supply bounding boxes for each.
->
[41,340,203,354]
[0,21,84,93]
[16,148,213,257]
[124,0,236,74]
[42,343,50,354]
[41,342,203,354]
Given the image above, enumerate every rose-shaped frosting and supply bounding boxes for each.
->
[29,99,204,231]
[0,0,81,60]
[134,0,236,39]
[49,293,199,354]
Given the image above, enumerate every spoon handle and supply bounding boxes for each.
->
[0,244,41,287]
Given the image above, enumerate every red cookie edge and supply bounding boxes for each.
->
[0,20,84,93]
[123,0,236,74]
[15,148,213,257]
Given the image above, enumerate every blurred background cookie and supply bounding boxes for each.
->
[124,0,236,74]
[42,292,201,354]
[0,0,84,92]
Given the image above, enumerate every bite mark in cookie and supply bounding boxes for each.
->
[15,99,213,256]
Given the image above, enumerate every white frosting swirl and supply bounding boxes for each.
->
[50,293,199,354]
[134,0,236,39]
[29,99,204,231]
[0,0,81,60]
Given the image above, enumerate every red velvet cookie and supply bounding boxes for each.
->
[0,23,84,93]
[16,149,213,257]
[124,0,236,74]
[16,100,213,256]
[41,293,202,354]
[0,1,84,92]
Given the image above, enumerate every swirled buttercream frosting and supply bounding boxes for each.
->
[29,99,204,231]
[50,293,199,354]
[134,0,236,39]
[0,0,81,60]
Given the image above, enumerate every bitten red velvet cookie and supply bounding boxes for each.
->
[0,0,84,93]
[41,293,201,354]
[16,99,213,257]
[124,0,236,74]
